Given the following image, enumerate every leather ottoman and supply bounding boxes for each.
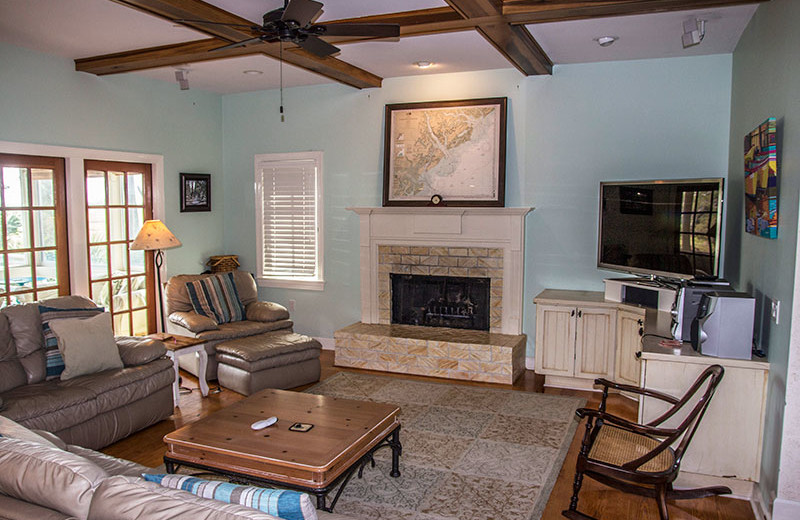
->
[214,330,322,395]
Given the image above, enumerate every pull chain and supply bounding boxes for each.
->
[279,41,285,123]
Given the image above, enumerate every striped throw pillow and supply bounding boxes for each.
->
[185,272,246,324]
[142,474,317,520]
[39,305,105,380]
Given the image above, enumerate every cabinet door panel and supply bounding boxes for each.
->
[534,305,575,376]
[574,307,614,379]
[640,360,767,481]
[615,309,644,386]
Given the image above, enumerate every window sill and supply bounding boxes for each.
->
[256,277,325,291]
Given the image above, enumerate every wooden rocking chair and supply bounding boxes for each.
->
[562,364,730,520]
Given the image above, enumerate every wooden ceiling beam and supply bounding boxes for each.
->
[446,0,552,75]
[110,0,259,41]
[75,38,383,89]
[501,0,770,22]
[100,0,383,88]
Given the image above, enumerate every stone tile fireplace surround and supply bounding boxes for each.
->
[335,207,532,384]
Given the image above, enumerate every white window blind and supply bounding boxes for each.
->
[255,152,323,290]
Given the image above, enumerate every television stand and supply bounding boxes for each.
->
[603,278,678,312]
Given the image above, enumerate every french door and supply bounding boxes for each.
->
[0,154,69,307]
[84,160,154,335]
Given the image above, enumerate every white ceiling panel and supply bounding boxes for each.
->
[135,54,335,94]
[528,5,758,64]
[0,0,203,58]
[204,0,448,24]
[337,31,511,80]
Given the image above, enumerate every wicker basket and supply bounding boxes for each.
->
[207,255,240,273]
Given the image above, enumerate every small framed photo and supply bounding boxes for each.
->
[180,173,211,212]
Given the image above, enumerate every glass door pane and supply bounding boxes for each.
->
[0,154,68,308]
[84,160,153,334]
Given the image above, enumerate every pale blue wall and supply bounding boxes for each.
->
[726,0,800,508]
[221,55,734,346]
[522,56,733,312]
[0,43,224,275]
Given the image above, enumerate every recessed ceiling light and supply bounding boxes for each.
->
[594,36,619,47]
[243,70,264,75]
[414,61,434,69]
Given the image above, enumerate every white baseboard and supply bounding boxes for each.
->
[316,337,335,350]
[772,498,800,520]
[751,485,771,520]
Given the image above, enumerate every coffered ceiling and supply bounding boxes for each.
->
[0,0,764,94]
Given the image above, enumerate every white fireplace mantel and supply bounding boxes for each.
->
[347,207,533,335]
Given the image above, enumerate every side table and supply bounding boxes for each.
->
[148,333,209,407]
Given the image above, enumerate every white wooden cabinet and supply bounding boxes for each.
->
[639,344,769,486]
[534,303,615,379]
[534,289,645,390]
[534,289,769,494]
[534,303,576,377]
[574,307,616,379]
[615,308,645,386]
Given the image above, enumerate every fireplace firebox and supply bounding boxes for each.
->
[391,274,490,331]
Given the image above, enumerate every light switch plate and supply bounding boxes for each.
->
[771,299,780,325]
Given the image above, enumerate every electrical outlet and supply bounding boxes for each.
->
[289,299,296,312]
[770,299,780,325]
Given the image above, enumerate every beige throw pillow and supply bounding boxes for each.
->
[48,313,123,380]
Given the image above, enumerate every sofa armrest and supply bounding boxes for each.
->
[245,301,290,323]
[168,311,218,333]
[115,337,166,366]
[31,430,68,450]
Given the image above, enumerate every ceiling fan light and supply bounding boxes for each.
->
[595,36,618,47]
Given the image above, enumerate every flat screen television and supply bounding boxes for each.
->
[598,178,724,280]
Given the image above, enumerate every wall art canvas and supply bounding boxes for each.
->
[744,118,778,239]
[383,97,507,207]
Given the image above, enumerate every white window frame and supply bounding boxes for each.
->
[254,151,324,291]
[0,141,165,296]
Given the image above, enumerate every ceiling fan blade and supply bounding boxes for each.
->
[282,0,323,27]
[174,19,258,30]
[209,37,263,52]
[318,23,400,38]
[297,35,339,57]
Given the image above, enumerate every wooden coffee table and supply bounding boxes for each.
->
[163,388,401,512]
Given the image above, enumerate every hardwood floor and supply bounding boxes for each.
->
[103,350,756,520]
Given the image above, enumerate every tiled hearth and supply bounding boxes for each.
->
[334,323,526,384]
[337,207,532,384]
[377,245,504,332]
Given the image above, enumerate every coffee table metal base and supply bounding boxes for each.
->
[164,425,402,513]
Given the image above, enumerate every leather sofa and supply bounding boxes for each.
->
[0,425,352,520]
[0,295,174,449]
[165,271,321,395]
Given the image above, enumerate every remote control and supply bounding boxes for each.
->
[250,417,278,430]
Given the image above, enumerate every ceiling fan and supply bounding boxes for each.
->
[181,0,400,58]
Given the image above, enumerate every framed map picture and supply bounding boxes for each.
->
[383,97,507,207]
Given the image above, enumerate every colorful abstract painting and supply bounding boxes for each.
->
[744,118,778,239]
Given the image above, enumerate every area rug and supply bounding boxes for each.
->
[303,372,585,520]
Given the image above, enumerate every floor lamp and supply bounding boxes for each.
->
[130,220,181,334]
